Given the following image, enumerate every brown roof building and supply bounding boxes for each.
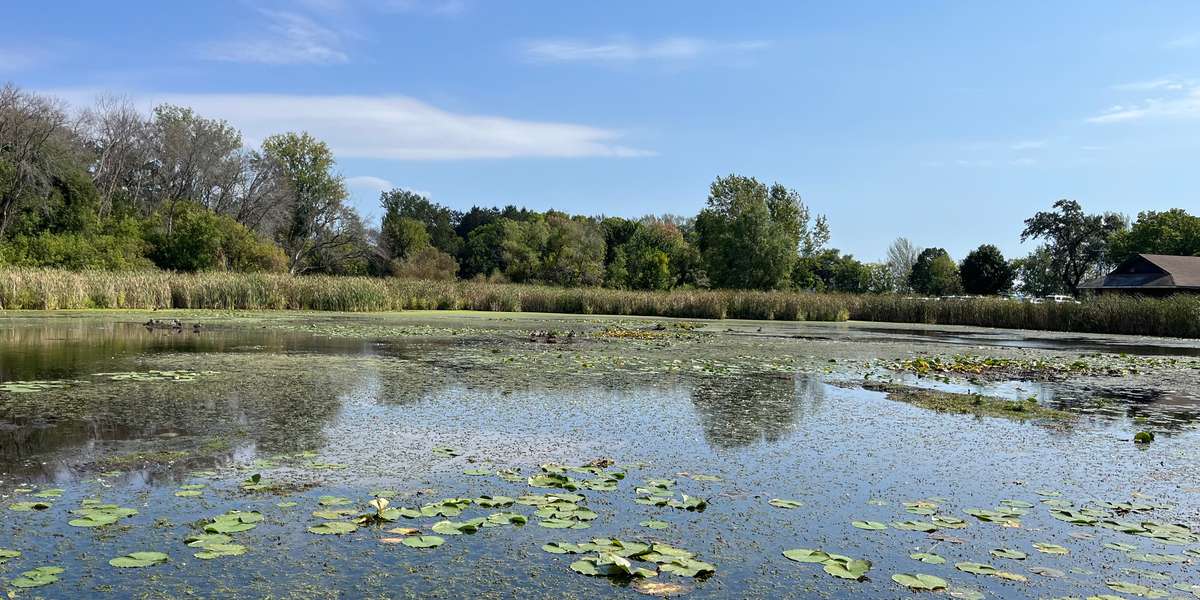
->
[1080,254,1200,295]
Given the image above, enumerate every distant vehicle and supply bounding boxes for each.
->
[1042,294,1080,304]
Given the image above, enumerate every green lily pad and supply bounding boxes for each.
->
[401,535,444,548]
[1033,542,1070,555]
[0,548,21,562]
[783,548,830,563]
[109,551,169,568]
[892,573,948,590]
[955,561,997,575]
[852,520,887,530]
[193,543,247,559]
[823,558,871,580]
[910,552,946,565]
[768,498,803,509]
[308,521,358,535]
[9,566,64,588]
[640,520,670,530]
[990,548,1027,560]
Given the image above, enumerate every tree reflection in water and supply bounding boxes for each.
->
[690,373,824,449]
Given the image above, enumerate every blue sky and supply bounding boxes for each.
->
[2,1,1199,261]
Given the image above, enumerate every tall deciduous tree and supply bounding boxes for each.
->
[696,174,823,290]
[0,84,76,238]
[959,244,1015,295]
[262,132,359,274]
[1106,209,1200,262]
[909,248,962,296]
[885,237,921,292]
[1020,199,1126,293]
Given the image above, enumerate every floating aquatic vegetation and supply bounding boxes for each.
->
[640,520,669,530]
[68,501,138,527]
[475,495,515,508]
[308,521,358,535]
[768,499,804,509]
[94,369,218,382]
[891,520,939,532]
[892,573,947,591]
[32,488,64,498]
[910,552,946,564]
[9,566,64,588]
[1033,542,1070,555]
[0,548,21,563]
[1106,580,1168,597]
[419,498,473,518]
[109,551,169,568]
[432,447,460,457]
[204,510,263,534]
[782,548,871,581]
[175,483,205,497]
[0,379,85,393]
[553,539,713,579]
[400,535,444,548]
[193,544,247,560]
[989,548,1027,560]
[9,501,52,512]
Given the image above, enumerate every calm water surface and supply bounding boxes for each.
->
[1,314,1199,599]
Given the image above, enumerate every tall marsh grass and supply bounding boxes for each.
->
[2,268,1198,338]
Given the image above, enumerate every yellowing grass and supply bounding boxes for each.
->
[2,269,1197,338]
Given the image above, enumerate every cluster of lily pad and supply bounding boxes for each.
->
[544,538,715,579]
[634,479,708,511]
[94,369,218,382]
[527,463,626,492]
[0,379,84,393]
[782,548,872,581]
[68,500,138,527]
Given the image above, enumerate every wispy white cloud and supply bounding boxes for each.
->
[1088,85,1200,123]
[199,10,349,65]
[51,89,652,160]
[378,0,467,15]
[521,36,770,64]
[346,175,395,192]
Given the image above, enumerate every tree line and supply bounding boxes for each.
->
[3,83,1197,295]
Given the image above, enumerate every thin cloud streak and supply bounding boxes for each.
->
[50,89,653,160]
[1088,85,1200,123]
[198,10,349,65]
[522,36,770,63]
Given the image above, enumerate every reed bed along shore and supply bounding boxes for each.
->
[2,268,1198,338]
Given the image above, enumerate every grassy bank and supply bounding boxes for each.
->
[2,268,1198,338]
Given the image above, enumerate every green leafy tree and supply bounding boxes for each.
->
[1013,245,1067,297]
[380,215,431,261]
[379,189,461,256]
[959,244,1015,295]
[1020,199,1127,293]
[909,248,962,295]
[146,202,286,272]
[1107,209,1200,262]
[696,175,815,290]
[261,132,359,274]
[541,212,605,286]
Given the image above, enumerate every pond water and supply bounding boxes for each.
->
[1,312,1199,599]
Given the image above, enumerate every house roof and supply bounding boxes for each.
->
[1080,253,1200,289]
